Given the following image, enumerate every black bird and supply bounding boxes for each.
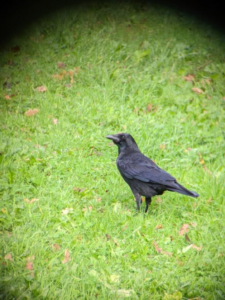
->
[106,133,199,213]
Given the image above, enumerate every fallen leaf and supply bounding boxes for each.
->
[155,197,162,204]
[146,103,153,112]
[207,197,213,204]
[155,224,163,230]
[36,86,47,92]
[25,109,39,116]
[25,262,33,270]
[185,233,192,243]
[4,254,13,261]
[192,244,202,251]
[74,67,80,73]
[192,87,204,94]
[58,62,66,69]
[24,198,39,203]
[73,187,86,193]
[95,197,101,202]
[160,144,166,150]
[62,249,71,264]
[116,289,134,297]
[11,46,20,52]
[183,74,195,82]
[62,207,73,215]
[106,234,111,240]
[53,243,61,251]
[4,95,11,100]
[179,224,189,236]
[52,118,58,125]
[153,241,172,256]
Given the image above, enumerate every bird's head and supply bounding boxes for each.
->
[106,133,139,152]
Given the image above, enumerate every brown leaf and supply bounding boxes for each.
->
[155,224,163,230]
[146,103,153,112]
[183,74,195,82]
[179,224,189,236]
[52,118,58,125]
[192,87,204,94]
[153,241,172,256]
[36,86,47,92]
[24,198,39,203]
[25,108,39,117]
[185,233,192,243]
[62,249,71,264]
[74,67,81,73]
[73,187,86,193]
[58,62,66,69]
[11,45,20,52]
[192,244,202,251]
[4,95,11,100]
[89,206,93,211]
[53,243,61,251]
[25,262,33,270]
[62,207,73,215]
[159,144,166,150]
[106,234,111,240]
[155,197,162,204]
[4,254,13,261]
[207,197,213,204]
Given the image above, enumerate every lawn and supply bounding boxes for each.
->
[0,1,225,299]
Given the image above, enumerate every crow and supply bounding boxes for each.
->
[106,133,199,213]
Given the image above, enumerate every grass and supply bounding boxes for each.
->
[0,1,225,299]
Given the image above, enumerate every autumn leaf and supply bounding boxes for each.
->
[160,144,166,150]
[74,67,81,73]
[4,95,11,100]
[25,262,33,270]
[58,62,66,69]
[62,249,71,264]
[4,254,13,261]
[52,118,58,125]
[25,108,39,116]
[52,243,61,251]
[183,74,195,82]
[155,224,163,230]
[192,244,202,251]
[192,87,204,94]
[24,198,39,203]
[62,207,73,215]
[179,224,189,236]
[146,103,153,112]
[153,241,172,256]
[36,86,47,92]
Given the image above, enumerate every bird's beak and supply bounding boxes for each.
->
[106,135,120,143]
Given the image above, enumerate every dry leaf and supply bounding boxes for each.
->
[53,243,61,251]
[159,144,166,149]
[73,187,86,193]
[62,249,71,264]
[155,224,163,230]
[184,74,195,82]
[25,108,39,117]
[89,206,93,211]
[192,244,202,251]
[146,103,153,112]
[25,262,33,270]
[58,62,66,69]
[185,233,192,243]
[52,118,58,125]
[179,224,189,236]
[74,67,80,73]
[62,207,73,215]
[36,86,47,92]
[153,241,172,256]
[192,87,204,94]
[155,197,162,204]
[207,197,213,204]
[4,254,13,261]
[5,95,11,100]
[24,198,39,203]
[106,234,111,240]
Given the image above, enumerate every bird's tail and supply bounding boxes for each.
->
[167,183,199,198]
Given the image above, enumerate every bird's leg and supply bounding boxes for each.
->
[145,197,152,213]
[134,193,142,211]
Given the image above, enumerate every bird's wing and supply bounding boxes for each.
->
[117,155,176,185]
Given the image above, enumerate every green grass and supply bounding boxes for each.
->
[0,1,225,299]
